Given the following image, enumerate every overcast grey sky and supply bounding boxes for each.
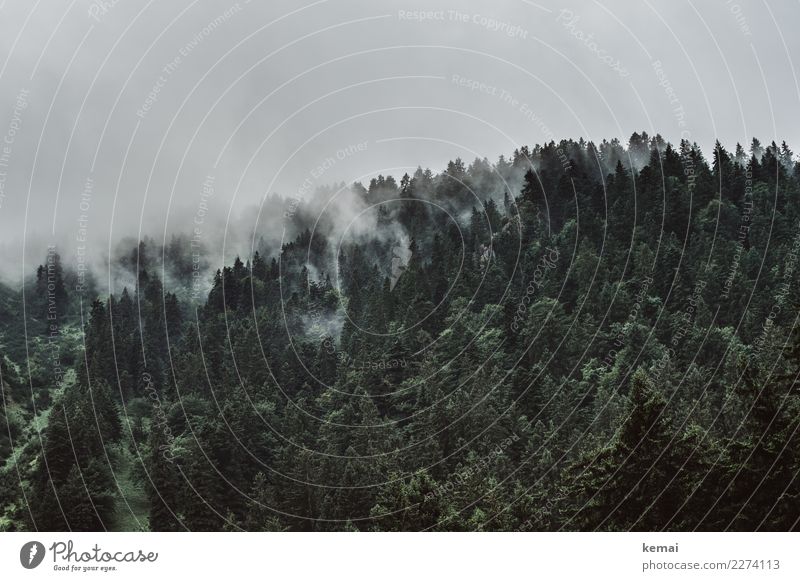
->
[0,0,797,279]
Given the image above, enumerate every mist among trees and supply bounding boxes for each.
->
[1,133,799,531]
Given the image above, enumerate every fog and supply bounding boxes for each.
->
[0,0,797,284]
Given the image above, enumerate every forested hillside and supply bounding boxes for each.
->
[1,133,799,531]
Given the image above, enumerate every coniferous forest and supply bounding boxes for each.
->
[1,134,799,532]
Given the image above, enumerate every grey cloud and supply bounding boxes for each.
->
[0,0,796,282]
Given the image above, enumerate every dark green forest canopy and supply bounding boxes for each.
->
[1,134,799,531]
